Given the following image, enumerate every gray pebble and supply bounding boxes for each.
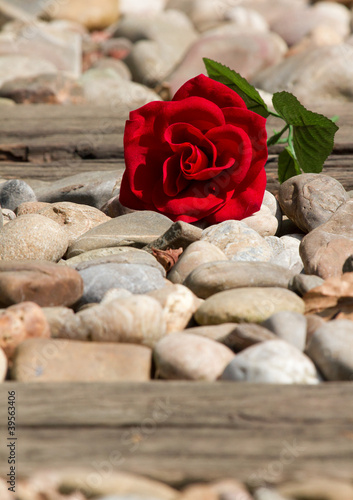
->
[78,263,166,305]
[261,311,307,351]
[0,179,36,211]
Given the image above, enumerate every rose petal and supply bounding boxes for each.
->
[204,166,267,224]
[173,74,247,111]
[162,154,189,197]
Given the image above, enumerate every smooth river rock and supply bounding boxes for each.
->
[0,179,37,211]
[261,311,307,351]
[194,288,305,325]
[184,261,295,299]
[78,295,166,348]
[221,340,320,384]
[154,332,235,381]
[67,211,173,258]
[77,263,166,305]
[300,200,353,278]
[278,174,348,233]
[0,214,69,261]
[11,338,152,382]
[0,302,50,362]
[201,220,273,262]
[167,240,227,284]
[306,319,353,380]
[37,201,110,245]
[148,284,201,333]
[221,323,277,352]
[0,260,83,307]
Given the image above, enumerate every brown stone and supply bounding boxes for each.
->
[0,260,83,307]
[300,201,353,278]
[38,201,111,244]
[278,174,348,233]
[15,201,51,216]
[11,339,152,382]
[221,323,277,352]
[42,307,85,340]
[305,314,326,348]
[0,301,50,362]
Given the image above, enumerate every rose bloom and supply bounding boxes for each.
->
[119,74,267,225]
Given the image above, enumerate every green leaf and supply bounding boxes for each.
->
[278,147,301,184]
[272,91,338,175]
[203,58,270,118]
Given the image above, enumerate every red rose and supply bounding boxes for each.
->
[119,74,267,225]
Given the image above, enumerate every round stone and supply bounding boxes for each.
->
[184,261,295,299]
[78,263,166,305]
[201,220,273,262]
[194,287,305,325]
[221,340,320,384]
[0,179,37,211]
[153,332,235,381]
[0,214,69,261]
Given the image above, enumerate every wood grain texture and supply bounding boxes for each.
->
[0,382,353,486]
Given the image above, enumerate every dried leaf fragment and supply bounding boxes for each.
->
[151,247,183,272]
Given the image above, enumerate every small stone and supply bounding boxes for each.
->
[306,319,353,380]
[11,338,152,382]
[0,97,15,106]
[148,284,201,333]
[144,221,202,253]
[1,208,15,225]
[65,246,164,276]
[253,44,353,106]
[67,211,173,258]
[45,0,120,30]
[37,201,110,245]
[72,248,165,276]
[79,295,166,348]
[300,200,353,278]
[261,311,307,351]
[183,323,238,341]
[262,190,282,222]
[242,205,279,237]
[167,240,227,285]
[0,55,57,89]
[0,73,84,104]
[59,470,178,500]
[116,10,197,86]
[80,68,162,110]
[0,260,83,308]
[221,323,277,352]
[194,288,305,325]
[154,332,235,381]
[35,170,123,209]
[0,179,36,211]
[101,288,133,304]
[201,220,273,262]
[289,274,325,296]
[305,314,326,348]
[278,478,353,500]
[221,340,320,384]
[42,306,83,340]
[278,174,348,233]
[0,302,50,362]
[77,263,166,305]
[15,201,50,216]
[184,261,295,299]
[167,31,286,96]
[0,214,69,261]
[279,234,304,273]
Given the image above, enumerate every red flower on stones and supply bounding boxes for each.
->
[119,74,268,225]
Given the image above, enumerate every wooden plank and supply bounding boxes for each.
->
[0,103,352,165]
[0,382,352,486]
